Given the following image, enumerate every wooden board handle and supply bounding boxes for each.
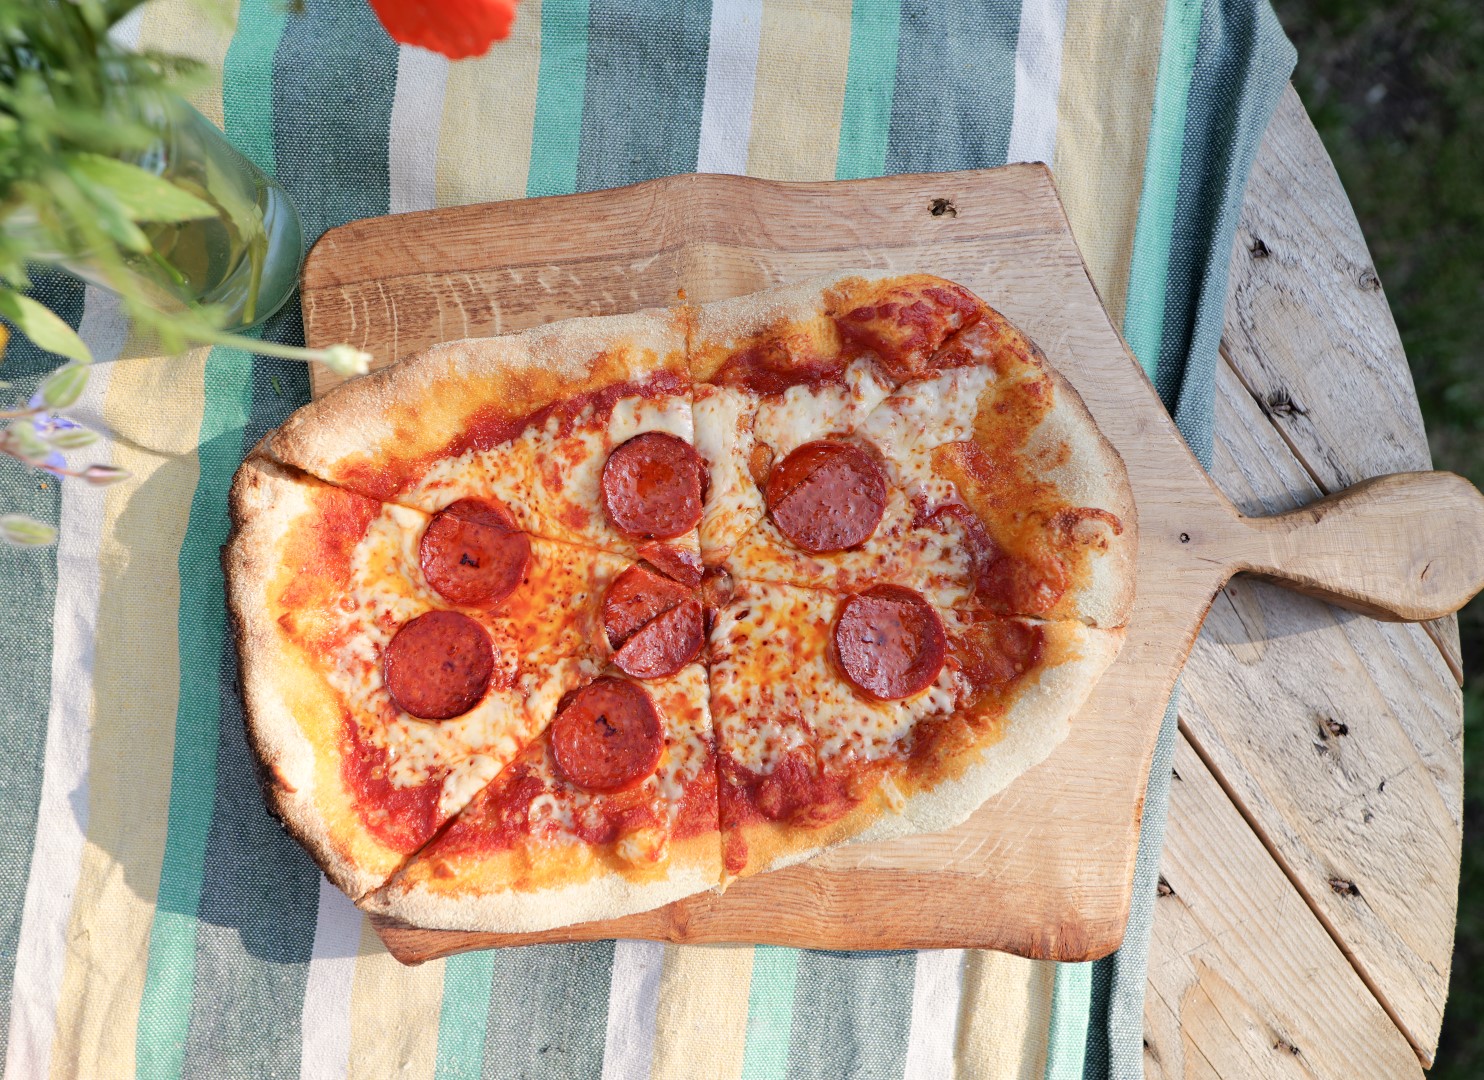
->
[1239,471,1484,621]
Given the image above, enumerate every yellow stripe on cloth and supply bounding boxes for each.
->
[746,0,854,180]
[347,920,445,1079]
[649,945,755,1080]
[954,952,1057,1080]
[46,347,211,1079]
[434,0,545,206]
[1053,0,1168,325]
[137,0,238,128]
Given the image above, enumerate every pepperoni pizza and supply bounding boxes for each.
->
[225,271,1137,932]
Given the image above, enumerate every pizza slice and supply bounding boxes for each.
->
[362,663,721,932]
[707,577,1121,880]
[719,304,1137,628]
[691,271,986,564]
[227,454,639,897]
[262,308,704,577]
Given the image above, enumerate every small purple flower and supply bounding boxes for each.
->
[39,451,66,475]
[32,414,81,437]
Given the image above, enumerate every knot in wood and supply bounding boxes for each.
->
[1156,876,1175,898]
[1358,268,1381,291]
[1264,389,1305,417]
[1328,877,1361,897]
[929,198,957,218]
[1250,237,1271,258]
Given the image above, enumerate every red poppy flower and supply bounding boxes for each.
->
[367,0,520,60]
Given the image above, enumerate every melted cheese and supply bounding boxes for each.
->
[858,366,995,501]
[708,580,961,774]
[506,663,714,868]
[318,505,620,808]
[397,391,699,559]
[695,359,893,559]
[750,358,892,455]
[694,384,761,558]
[722,483,977,609]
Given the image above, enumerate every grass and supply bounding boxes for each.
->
[1270,1,1484,1074]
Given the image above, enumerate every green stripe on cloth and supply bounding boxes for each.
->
[1121,0,1202,384]
[835,0,902,180]
[131,2,286,1073]
[739,946,800,1080]
[133,344,254,1080]
[1084,7,1293,1078]
[1158,0,1297,465]
[576,0,710,188]
[434,951,496,1079]
[784,951,914,1079]
[181,2,400,1074]
[1043,962,1091,1079]
[479,943,616,1079]
[528,0,590,197]
[885,0,1021,172]
[0,271,81,1064]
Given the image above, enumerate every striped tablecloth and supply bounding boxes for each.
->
[0,2,1294,1076]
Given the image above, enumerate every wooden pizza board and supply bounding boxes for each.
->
[300,166,1484,965]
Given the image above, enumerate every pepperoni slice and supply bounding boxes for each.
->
[637,541,704,587]
[832,585,947,701]
[766,440,888,553]
[550,677,665,793]
[603,564,693,649]
[601,432,705,541]
[419,499,531,607]
[614,598,704,679]
[383,610,495,720]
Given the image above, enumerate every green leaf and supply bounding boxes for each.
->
[0,515,57,547]
[0,292,92,363]
[45,426,99,450]
[39,364,89,409]
[66,153,217,223]
[7,420,48,458]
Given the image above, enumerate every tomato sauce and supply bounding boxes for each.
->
[339,712,444,852]
[339,371,687,501]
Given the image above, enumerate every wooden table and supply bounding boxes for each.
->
[1141,84,1462,1077]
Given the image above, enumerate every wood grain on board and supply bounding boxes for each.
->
[300,163,1483,966]
[1146,85,1462,1070]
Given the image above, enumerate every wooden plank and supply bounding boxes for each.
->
[1167,353,1460,1064]
[1153,84,1464,1064]
[1142,731,1425,1080]
[1221,83,1462,679]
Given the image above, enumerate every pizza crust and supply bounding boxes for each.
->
[225,454,409,898]
[265,307,689,499]
[719,620,1123,879]
[361,833,721,934]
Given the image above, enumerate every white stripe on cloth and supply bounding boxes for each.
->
[3,288,126,1080]
[297,878,364,1080]
[902,949,967,1080]
[695,0,764,174]
[1005,0,1071,165]
[600,940,666,1080]
[388,44,451,214]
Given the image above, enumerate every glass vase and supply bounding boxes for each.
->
[64,95,304,331]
